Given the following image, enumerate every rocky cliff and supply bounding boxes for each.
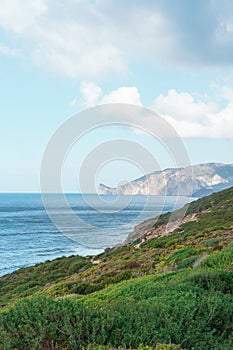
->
[98,162,233,197]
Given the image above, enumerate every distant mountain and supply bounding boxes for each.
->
[98,162,233,197]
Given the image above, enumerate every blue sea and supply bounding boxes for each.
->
[0,193,194,276]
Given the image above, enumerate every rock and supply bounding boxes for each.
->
[98,163,233,197]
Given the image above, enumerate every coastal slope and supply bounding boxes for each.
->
[1,187,233,349]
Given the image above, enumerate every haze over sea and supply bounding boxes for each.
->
[0,193,194,276]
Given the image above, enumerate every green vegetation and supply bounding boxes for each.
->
[1,187,233,349]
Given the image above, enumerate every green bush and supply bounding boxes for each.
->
[177,256,199,269]
[201,246,233,269]
[68,260,88,274]
[166,248,200,263]
[185,269,233,294]
[1,277,233,350]
[203,238,220,247]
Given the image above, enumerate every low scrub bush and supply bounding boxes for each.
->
[1,276,233,350]
[185,269,233,294]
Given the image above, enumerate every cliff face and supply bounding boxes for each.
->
[98,163,233,197]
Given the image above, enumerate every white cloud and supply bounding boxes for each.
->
[0,43,21,57]
[0,0,47,33]
[0,0,127,78]
[79,83,142,108]
[80,82,102,108]
[102,87,142,106]
[77,83,233,138]
[153,89,218,124]
[152,88,233,138]
[1,1,232,79]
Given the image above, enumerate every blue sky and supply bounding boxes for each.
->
[1,0,233,192]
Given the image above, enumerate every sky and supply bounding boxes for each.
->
[1,0,233,192]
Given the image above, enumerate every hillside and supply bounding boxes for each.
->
[1,187,233,349]
[99,162,233,197]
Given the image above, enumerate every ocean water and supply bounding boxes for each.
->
[0,193,194,276]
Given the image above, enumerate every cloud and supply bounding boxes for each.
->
[80,82,102,108]
[0,43,21,57]
[153,0,233,66]
[0,0,47,33]
[101,87,142,106]
[153,89,218,124]
[0,0,233,79]
[152,88,233,138]
[77,82,233,138]
[79,83,142,108]
[0,0,126,79]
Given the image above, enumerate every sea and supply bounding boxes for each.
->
[0,193,194,276]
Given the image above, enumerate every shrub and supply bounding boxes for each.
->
[177,256,199,269]
[201,246,233,269]
[185,269,233,294]
[68,260,88,274]
[203,238,220,247]
[1,278,233,350]
[166,248,201,263]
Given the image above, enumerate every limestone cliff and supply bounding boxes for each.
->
[98,163,233,197]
